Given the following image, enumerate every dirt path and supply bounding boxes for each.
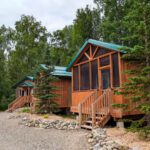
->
[0,112,89,150]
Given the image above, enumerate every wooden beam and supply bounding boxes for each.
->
[89,62,92,90]
[84,52,90,60]
[92,46,99,58]
[74,51,117,66]
[90,45,92,58]
[79,65,81,91]
[110,54,113,88]
[118,52,122,87]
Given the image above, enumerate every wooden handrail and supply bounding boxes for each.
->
[78,90,98,126]
[8,95,33,112]
[92,89,112,127]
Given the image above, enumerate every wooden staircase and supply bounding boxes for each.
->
[8,95,32,112]
[78,89,112,130]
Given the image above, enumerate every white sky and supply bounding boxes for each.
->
[0,0,95,32]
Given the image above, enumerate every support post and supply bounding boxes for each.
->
[78,104,82,127]
[92,103,95,128]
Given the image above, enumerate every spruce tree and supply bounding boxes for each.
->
[120,1,150,134]
[34,66,59,114]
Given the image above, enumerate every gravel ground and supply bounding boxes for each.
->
[0,112,89,150]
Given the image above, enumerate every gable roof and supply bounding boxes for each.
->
[34,64,72,78]
[19,82,33,87]
[13,76,34,88]
[67,39,126,70]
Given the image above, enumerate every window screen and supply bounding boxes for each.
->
[101,69,110,89]
[77,54,88,63]
[73,66,79,91]
[112,53,120,87]
[80,63,90,90]
[94,47,108,58]
[91,60,98,89]
[100,56,110,66]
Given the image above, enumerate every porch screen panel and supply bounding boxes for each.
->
[112,53,120,87]
[100,56,110,66]
[91,60,98,89]
[77,54,88,64]
[80,63,90,90]
[73,66,79,91]
[94,48,108,58]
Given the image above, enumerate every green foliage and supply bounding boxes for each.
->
[112,103,128,109]
[21,107,30,113]
[43,114,49,119]
[34,66,59,114]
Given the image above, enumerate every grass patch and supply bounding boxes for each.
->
[21,107,30,113]
[43,114,49,119]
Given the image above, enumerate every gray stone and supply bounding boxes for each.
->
[93,143,100,150]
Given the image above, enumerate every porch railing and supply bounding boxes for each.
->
[78,90,98,126]
[8,95,32,112]
[92,89,112,127]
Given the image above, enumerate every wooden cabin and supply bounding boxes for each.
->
[8,76,34,112]
[67,39,142,129]
[33,64,72,110]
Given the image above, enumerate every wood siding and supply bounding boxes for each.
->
[52,78,71,108]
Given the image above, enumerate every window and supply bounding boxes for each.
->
[94,47,108,58]
[77,54,88,63]
[112,53,120,87]
[91,60,98,89]
[100,56,110,66]
[80,63,90,90]
[73,66,79,91]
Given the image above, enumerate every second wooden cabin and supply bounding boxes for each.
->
[9,64,72,112]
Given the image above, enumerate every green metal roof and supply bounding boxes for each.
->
[19,82,33,87]
[12,76,34,88]
[34,64,72,78]
[67,39,126,70]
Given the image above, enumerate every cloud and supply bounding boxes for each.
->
[0,0,95,32]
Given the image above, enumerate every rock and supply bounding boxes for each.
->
[87,133,93,138]
[88,138,95,143]
[93,143,100,150]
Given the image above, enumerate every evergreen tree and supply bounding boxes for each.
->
[34,66,59,114]
[94,0,127,44]
[120,1,150,133]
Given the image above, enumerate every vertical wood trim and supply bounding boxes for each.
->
[92,46,98,58]
[98,58,101,90]
[72,68,74,92]
[118,52,122,87]
[110,54,113,88]
[79,65,81,91]
[89,62,92,89]
[90,45,92,58]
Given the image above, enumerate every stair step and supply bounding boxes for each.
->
[85,120,92,124]
[81,125,92,130]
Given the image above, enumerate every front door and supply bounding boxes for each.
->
[101,69,110,89]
